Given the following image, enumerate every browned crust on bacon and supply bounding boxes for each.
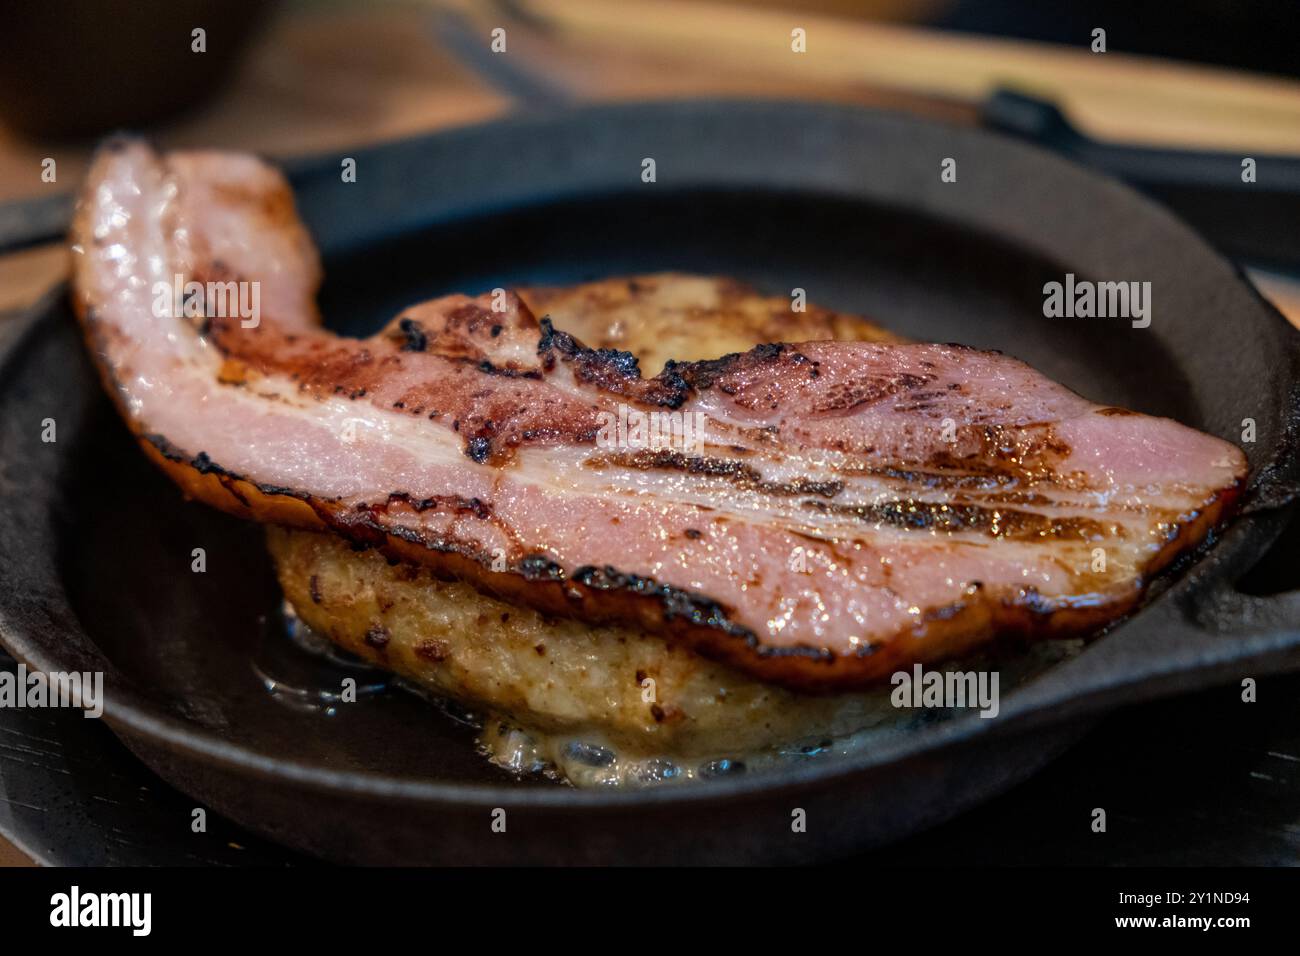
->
[76,264,1245,693]
[135,429,1241,691]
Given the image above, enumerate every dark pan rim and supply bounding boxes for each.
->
[2,98,1299,812]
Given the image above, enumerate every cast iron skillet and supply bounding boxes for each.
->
[2,101,1299,864]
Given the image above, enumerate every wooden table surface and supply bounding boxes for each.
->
[1,0,1297,866]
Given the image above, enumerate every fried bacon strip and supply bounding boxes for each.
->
[69,141,1247,690]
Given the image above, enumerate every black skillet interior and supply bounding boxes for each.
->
[2,101,1299,861]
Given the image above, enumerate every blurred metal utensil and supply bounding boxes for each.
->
[430,6,576,111]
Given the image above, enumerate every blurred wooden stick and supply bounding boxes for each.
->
[483,0,1300,152]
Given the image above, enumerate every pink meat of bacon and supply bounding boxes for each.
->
[69,140,1248,691]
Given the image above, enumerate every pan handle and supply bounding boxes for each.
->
[1191,575,1300,635]
[999,509,1300,735]
[981,89,1300,268]
[981,88,1300,195]
[0,191,74,255]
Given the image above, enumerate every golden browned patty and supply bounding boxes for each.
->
[517,272,904,373]
[268,275,912,784]
[269,526,902,780]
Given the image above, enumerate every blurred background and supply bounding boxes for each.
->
[2,0,1299,314]
[3,1,1299,150]
[1,0,1300,867]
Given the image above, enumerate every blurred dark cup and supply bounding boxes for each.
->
[0,0,275,140]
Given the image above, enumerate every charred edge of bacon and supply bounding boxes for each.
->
[132,427,1245,692]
